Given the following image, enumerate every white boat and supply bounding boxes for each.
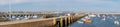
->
[81,18,86,21]
[114,21,119,25]
[88,14,96,17]
[25,16,28,18]
[102,15,106,17]
[16,18,20,20]
[77,21,84,24]
[97,14,100,17]
[102,18,106,21]
[12,16,16,18]
[23,17,29,20]
[33,16,38,18]
[67,13,71,16]
[84,16,90,19]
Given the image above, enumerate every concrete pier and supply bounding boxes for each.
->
[0,13,84,27]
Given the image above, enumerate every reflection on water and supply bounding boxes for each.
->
[69,14,120,27]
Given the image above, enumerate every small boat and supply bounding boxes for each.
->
[67,13,71,16]
[114,21,119,25]
[8,18,16,21]
[102,15,106,17]
[102,18,106,21]
[97,14,100,17]
[81,18,86,21]
[16,18,20,20]
[89,15,96,17]
[33,16,38,18]
[77,21,84,24]
[12,16,16,18]
[83,19,92,24]
[84,16,90,19]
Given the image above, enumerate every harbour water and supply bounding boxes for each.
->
[69,14,120,27]
[1,14,120,27]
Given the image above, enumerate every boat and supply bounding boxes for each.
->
[77,21,84,24]
[114,21,119,25]
[102,15,106,17]
[102,18,106,21]
[88,14,96,17]
[83,19,92,24]
[97,14,100,17]
[32,15,38,18]
[84,16,90,19]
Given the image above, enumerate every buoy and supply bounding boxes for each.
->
[83,19,92,24]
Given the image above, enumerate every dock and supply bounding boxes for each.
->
[0,12,85,27]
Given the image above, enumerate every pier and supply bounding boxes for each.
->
[0,12,85,27]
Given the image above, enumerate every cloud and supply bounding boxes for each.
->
[0,0,120,12]
[1,0,119,6]
[0,0,59,6]
[75,0,120,7]
[0,0,29,5]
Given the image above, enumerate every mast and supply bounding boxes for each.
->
[9,0,12,18]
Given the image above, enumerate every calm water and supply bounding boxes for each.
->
[69,15,120,27]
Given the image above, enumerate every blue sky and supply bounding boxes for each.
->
[0,0,120,12]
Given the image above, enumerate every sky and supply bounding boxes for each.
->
[0,0,120,12]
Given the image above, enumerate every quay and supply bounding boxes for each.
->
[0,12,85,27]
